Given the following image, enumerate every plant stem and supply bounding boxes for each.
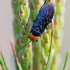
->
[62,52,69,70]
[46,29,53,70]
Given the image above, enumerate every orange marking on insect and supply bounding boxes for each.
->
[28,34,38,42]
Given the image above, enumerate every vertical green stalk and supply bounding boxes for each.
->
[12,0,32,70]
[51,0,67,70]
[59,50,70,70]
[0,52,8,70]
[41,0,55,70]
[62,52,69,70]
[29,0,44,70]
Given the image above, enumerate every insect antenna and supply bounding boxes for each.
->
[17,40,31,53]
[11,40,31,59]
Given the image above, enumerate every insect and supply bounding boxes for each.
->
[28,2,55,42]
[15,2,55,54]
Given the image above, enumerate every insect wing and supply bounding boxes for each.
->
[31,3,55,36]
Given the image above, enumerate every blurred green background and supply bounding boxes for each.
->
[0,0,70,70]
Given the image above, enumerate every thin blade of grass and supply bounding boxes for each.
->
[59,50,70,70]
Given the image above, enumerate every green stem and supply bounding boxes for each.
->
[62,52,69,70]
[33,40,42,70]
[1,53,8,70]
[46,30,53,70]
